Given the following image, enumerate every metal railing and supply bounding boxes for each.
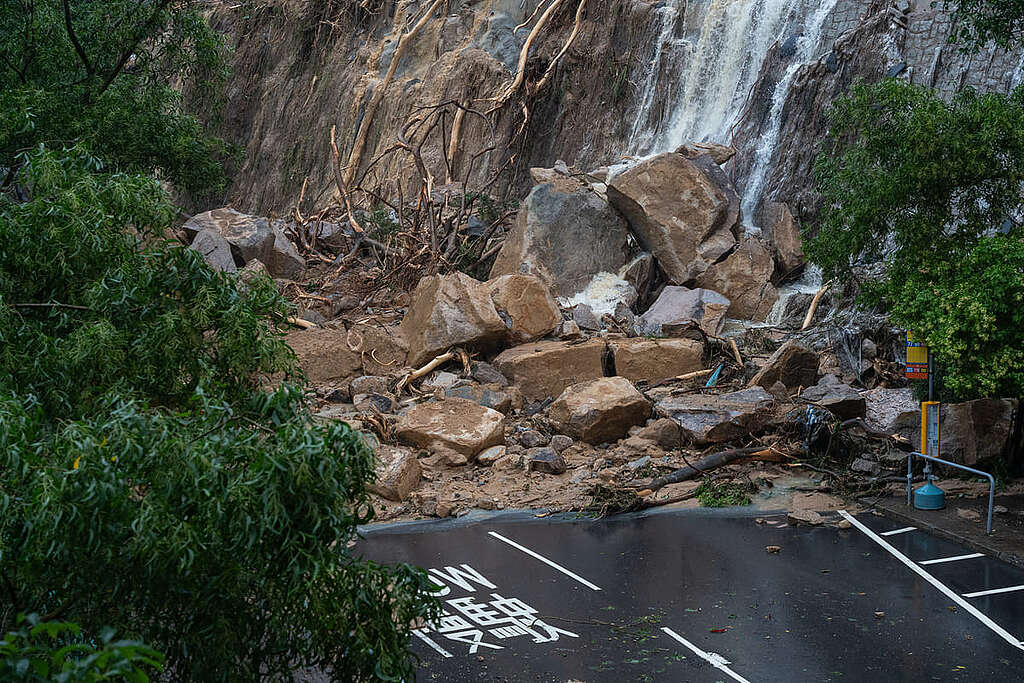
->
[906,452,995,535]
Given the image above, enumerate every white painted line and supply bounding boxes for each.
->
[487,531,602,591]
[839,510,1024,651]
[661,627,752,683]
[964,584,1024,598]
[880,526,917,536]
[413,628,453,658]
[920,552,985,565]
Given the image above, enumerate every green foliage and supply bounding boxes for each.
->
[0,148,442,680]
[0,0,233,194]
[944,0,1024,51]
[809,79,1024,399]
[1,614,164,682]
[695,479,753,507]
[0,147,294,418]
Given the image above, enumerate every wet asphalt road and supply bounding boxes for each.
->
[359,508,1024,682]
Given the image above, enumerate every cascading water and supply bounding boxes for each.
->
[629,0,811,156]
[740,0,841,222]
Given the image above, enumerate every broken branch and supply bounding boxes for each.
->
[801,280,832,330]
[633,446,769,491]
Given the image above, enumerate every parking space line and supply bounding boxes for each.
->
[487,531,602,591]
[879,526,916,536]
[661,627,752,683]
[964,584,1024,598]
[920,552,985,565]
[839,511,1024,651]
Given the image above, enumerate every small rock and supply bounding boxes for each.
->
[862,338,877,360]
[766,545,781,554]
[597,468,616,481]
[472,361,509,386]
[850,457,881,476]
[995,505,1009,514]
[626,456,651,471]
[787,510,825,526]
[572,303,601,331]
[367,445,421,501]
[836,519,852,529]
[435,499,454,517]
[423,371,460,391]
[570,469,590,484]
[527,447,567,474]
[519,429,549,448]
[874,611,885,619]
[476,445,507,466]
[557,319,583,339]
[956,508,982,521]
[445,384,512,414]
[550,434,574,453]
[350,375,391,396]
[353,392,397,414]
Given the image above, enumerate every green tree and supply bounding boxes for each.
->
[808,79,1024,400]
[0,0,232,194]
[1,614,165,682]
[944,0,1024,51]
[0,147,440,680]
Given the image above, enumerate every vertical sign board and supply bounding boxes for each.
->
[921,401,940,457]
[905,330,928,379]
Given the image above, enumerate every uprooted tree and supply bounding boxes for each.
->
[0,1,440,679]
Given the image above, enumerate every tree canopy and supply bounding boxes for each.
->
[946,0,1024,51]
[0,0,232,194]
[808,79,1024,399]
[0,2,440,679]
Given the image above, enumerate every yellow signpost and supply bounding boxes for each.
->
[905,330,928,379]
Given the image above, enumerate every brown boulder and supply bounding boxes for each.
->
[940,399,1016,465]
[655,387,774,445]
[609,338,704,384]
[349,323,408,377]
[485,274,561,344]
[490,179,632,298]
[749,341,819,390]
[695,237,778,321]
[395,398,506,458]
[762,202,804,278]
[675,141,737,165]
[607,153,738,284]
[368,445,422,501]
[493,339,607,401]
[548,377,652,445]
[286,328,363,383]
[399,273,507,367]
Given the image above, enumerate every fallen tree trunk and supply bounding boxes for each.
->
[632,446,768,491]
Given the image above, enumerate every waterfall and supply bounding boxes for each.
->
[630,0,809,156]
[739,0,840,222]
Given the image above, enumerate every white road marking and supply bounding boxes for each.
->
[413,628,453,658]
[920,552,985,565]
[839,510,1024,651]
[487,531,602,591]
[661,627,752,683]
[880,526,916,536]
[964,584,1024,598]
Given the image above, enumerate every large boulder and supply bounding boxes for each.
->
[182,208,304,279]
[395,398,506,458]
[863,387,919,437]
[635,286,730,337]
[485,274,561,344]
[676,142,737,165]
[489,178,632,298]
[400,272,507,367]
[762,202,804,278]
[548,377,652,444]
[348,323,408,377]
[940,399,1016,465]
[695,237,778,321]
[190,230,237,273]
[800,375,866,420]
[749,340,819,390]
[609,338,704,384]
[654,387,774,445]
[368,445,422,501]
[286,328,363,383]
[493,339,607,401]
[607,153,738,284]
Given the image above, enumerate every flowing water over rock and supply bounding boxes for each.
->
[629,0,814,156]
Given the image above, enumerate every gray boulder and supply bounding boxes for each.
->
[655,387,774,445]
[190,230,237,273]
[635,286,730,337]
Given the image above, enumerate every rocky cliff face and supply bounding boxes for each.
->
[209,0,1024,224]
